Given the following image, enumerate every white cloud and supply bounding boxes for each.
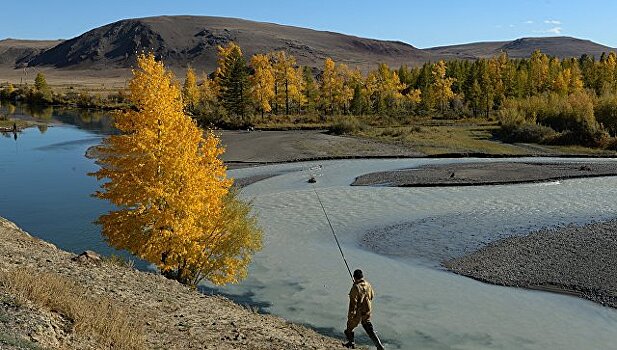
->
[509,24,515,28]
[524,20,534,24]
[533,26,563,35]
[544,19,562,25]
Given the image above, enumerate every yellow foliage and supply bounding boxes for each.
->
[405,89,422,104]
[92,53,262,286]
[199,73,219,104]
[271,51,306,114]
[215,42,243,83]
[182,66,200,112]
[249,54,275,114]
[366,63,405,110]
[430,60,455,112]
[530,50,550,94]
[319,58,355,113]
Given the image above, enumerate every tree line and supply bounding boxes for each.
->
[185,43,617,146]
[3,43,617,147]
[181,42,422,126]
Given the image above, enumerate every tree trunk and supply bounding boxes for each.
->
[274,82,278,115]
[285,79,289,116]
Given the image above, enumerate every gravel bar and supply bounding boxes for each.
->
[443,220,617,308]
[352,161,617,187]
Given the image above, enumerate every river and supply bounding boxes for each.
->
[1,107,617,350]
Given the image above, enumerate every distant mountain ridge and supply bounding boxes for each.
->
[22,15,435,72]
[0,39,62,67]
[0,16,615,75]
[427,36,615,59]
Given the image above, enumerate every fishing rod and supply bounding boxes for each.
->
[309,165,354,281]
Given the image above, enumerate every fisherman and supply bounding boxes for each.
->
[343,269,384,349]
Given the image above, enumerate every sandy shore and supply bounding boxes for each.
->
[219,130,422,168]
[443,220,617,308]
[352,161,617,187]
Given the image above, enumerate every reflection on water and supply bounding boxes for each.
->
[0,108,119,256]
[0,102,116,135]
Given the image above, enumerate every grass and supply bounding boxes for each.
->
[103,254,136,269]
[541,144,617,156]
[251,113,328,130]
[359,120,527,155]
[0,268,146,350]
[251,113,617,156]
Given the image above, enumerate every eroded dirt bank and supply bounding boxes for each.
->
[0,217,341,349]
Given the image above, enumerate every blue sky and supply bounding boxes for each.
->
[0,0,615,48]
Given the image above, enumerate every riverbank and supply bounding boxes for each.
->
[443,220,617,308]
[218,130,617,169]
[0,217,341,349]
[352,161,617,187]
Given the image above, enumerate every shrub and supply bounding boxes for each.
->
[595,93,617,136]
[329,116,366,135]
[499,122,557,143]
[499,92,607,146]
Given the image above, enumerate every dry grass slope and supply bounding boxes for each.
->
[0,268,145,350]
[0,217,342,349]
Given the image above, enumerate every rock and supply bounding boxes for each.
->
[579,165,592,171]
[307,176,317,183]
[71,251,102,265]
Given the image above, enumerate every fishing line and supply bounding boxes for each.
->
[309,165,354,281]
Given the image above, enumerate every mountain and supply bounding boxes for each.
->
[26,15,434,72]
[427,37,615,59]
[2,18,616,78]
[0,39,62,67]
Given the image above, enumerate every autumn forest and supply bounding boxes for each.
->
[180,42,617,149]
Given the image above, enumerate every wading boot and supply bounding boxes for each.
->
[342,329,355,348]
[362,322,385,350]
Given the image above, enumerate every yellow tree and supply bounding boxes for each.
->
[182,66,200,113]
[193,73,221,126]
[552,68,571,95]
[404,88,422,109]
[319,58,341,114]
[553,66,584,96]
[365,63,405,113]
[599,52,617,93]
[319,58,354,114]
[429,60,455,113]
[249,54,275,117]
[91,53,262,286]
[215,43,250,120]
[569,64,585,93]
[337,64,358,111]
[271,51,305,115]
[200,73,219,105]
[529,50,550,94]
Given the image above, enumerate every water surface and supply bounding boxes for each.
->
[1,108,617,349]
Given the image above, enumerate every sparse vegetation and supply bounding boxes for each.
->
[0,331,44,350]
[0,268,146,350]
[329,116,367,135]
